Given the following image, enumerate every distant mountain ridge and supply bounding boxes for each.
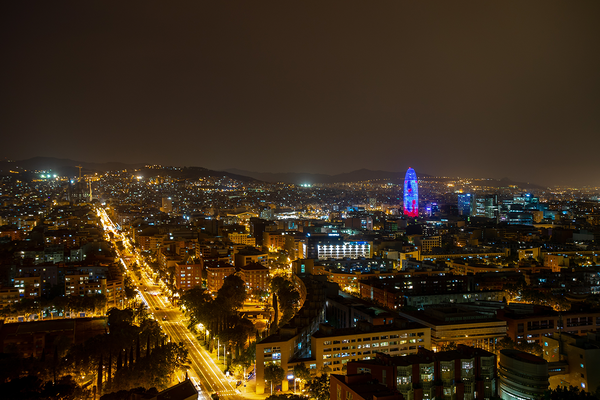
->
[225,168,547,188]
[0,156,146,177]
[0,157,546,188]
[0,157,259,183]
[495,177,546,190]
[224,168,426,184]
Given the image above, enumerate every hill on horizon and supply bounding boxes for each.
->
[0,157,259,183]
[224,168,424,184]
[0,156,146,177]
[0,157,547,188]
[225,168,547,189]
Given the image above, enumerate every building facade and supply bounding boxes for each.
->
[175,263,203,291]
[497,307,600,347]
[311,321,431,374]
[234,248,268,268]
[403,168,418,218]
[396,307,507,352]
[458,193,475,216]
[330,373,399,400]
[316,241,373,260]
[205,261,236,293]
[237,262,269,293]
[543,332,600,394]
[498,349,549,400]
[347,345,497,400]
[228,232,256,247]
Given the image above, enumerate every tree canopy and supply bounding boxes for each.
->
[0,305,184,399]
[264,363,285,395]
[544,385,600,399]
[270,276,300,325]
[495,336,543,357]
[0,375,88,400]
[305,374,330,400]
[293,362,311,385]
[217,274,247,311]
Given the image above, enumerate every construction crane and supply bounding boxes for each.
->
[75,165,83,180]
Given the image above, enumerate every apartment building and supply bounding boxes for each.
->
[237,262,269,293]
[205,261,236,293]
[330,373,398,400]
[497,305,600,346]
[396,306,507,352]
[347,345,497,400]
[543,332,600,394]
[311,320,431,374]
[175,263,203,291]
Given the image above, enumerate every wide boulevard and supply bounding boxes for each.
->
[97,207,246,400]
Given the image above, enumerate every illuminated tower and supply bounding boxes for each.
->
[403,167,418,217]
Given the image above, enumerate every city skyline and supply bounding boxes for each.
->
[2,142,600,398]
[2,2,600,187]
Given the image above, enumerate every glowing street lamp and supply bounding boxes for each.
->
[293,376,300,393]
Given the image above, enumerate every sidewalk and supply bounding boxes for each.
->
[240,381,269,400]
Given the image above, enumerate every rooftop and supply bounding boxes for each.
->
[331,374,399,400]
[501,349,546,365]
[312,320,426,339]
[238,262,268,271]
[398,306,504,326]
[156,379,197,400]
[204,261,235,270]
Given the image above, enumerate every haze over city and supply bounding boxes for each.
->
[2,2,600,187]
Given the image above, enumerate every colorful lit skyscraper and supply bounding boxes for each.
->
[403,167,418,217]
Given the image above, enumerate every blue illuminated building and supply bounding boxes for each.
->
[458,193,475,216]
[403,167,418,217]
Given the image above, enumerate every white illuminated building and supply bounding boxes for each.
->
[317,241,372,260]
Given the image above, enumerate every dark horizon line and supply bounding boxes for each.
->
[5,155,600,188]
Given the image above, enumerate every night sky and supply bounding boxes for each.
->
[2,2,599,187]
